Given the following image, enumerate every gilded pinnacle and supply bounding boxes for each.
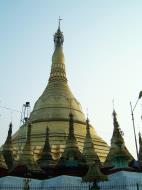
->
[58,17,62,30]
[83,118,100,165]
[40,126,52,159]
[54,23,64,47]
[104,109,133,168]
[59,113,86,167]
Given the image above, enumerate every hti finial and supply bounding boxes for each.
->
[58,16,62,29]
[54,17,64,47]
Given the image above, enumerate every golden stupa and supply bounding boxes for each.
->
[12,23,109,162]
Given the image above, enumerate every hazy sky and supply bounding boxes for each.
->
[0,0,142,158]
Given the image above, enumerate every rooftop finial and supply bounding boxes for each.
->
[54,17,64,47]
[58,16,62,29]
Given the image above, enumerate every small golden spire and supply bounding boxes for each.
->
[83,118,100,165]
[18,122,34,166]
[83,162,107,182]
[112,109,124,145]
[2,122,13,170]
[5,122,12,145]
[58,113,85,167]
[38,126,54,170]
[104,109,133,168]
[14,122,44,176]
[43,126,51,154]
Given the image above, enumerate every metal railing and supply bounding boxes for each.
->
[0,183,142,190]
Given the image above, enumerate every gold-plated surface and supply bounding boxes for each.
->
[13,121,108,162]
[83,118,100,165]
[12,26,109,163]
[30,27,85,123]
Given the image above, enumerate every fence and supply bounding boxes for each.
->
[0,183,142,190]
[1,175,142,190]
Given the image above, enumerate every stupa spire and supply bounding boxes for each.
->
[38,126,54,171]
[64,113,79,151]
[111,110,124,146]
[18,122,34,166]
[83,118,100,165]
[104,109,133,169]
[83,162,107,183]
[2,122,13,170]
[42,126,51,154]
[58,113,86,167]
[5,122,12,145]
[54,17,64,47]
[30,22,86,124]
[11,122,44,177]
[48,19,67,83]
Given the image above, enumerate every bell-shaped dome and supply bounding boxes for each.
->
[12,24,109,163]
[30,26,85,123]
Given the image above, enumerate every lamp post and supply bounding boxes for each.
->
[130,91,142,160]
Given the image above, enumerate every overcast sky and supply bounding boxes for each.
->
[0,0,142,158]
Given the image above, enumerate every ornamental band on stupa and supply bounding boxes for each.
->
[7,23,109,165]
